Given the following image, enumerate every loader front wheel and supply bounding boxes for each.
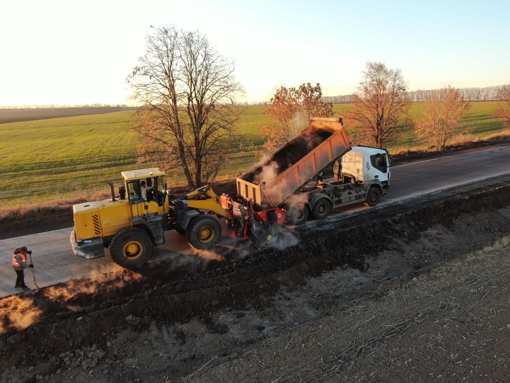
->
[186,216,221,250]
[110,227,153,269]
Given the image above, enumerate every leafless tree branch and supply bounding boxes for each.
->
[126,25,245,189]
[258,83,334,154]
[415,86,471,151]
[346,62,410,148]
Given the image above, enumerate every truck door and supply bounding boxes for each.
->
[371,154,387,173]
[370,153,391,181]
[342,151,363,181]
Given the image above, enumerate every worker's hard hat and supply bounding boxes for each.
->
[14,246,27,254]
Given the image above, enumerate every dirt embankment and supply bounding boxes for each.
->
[1,175,510,382]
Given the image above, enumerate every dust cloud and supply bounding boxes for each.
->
[254,159,280,185]
[0,295,42,332]
[271,229,300,250]
[190,247,226,262]
[285,193,310,210]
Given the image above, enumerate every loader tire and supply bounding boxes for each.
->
[110,227,153,269]
[311,198,332,220]
[186,216,221,250]
[365,187,381,207]
[286,206,309,225]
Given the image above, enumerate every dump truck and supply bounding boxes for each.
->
[70,168,285,269]
[236,117,391,225]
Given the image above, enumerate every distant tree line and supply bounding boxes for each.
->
[322,94,353,104]
[0,103,131,109]
[323,85,509,104]
[0,106,127,125]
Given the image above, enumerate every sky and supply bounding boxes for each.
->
[1,0,509,106]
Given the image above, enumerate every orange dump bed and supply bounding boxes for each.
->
[237,118,351,207]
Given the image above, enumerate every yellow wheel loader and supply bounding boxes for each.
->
[71,168,285,269]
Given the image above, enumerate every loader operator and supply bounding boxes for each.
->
[232,200,247,237]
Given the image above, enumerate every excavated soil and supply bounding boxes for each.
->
[1,175,510,382]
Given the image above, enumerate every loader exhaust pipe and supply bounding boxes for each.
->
[108,182,116,202]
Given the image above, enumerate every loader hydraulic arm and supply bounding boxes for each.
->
[178,185,229,219]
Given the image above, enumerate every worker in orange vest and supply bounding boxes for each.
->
[12,246,33,290]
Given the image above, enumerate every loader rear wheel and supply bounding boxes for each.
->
[186,216,221,250]
[312,198,332,220]
[365,187,382,207]
[286,206,309,225]
[110,227,153,269]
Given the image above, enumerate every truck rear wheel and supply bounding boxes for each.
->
[312,199,332,220]
[286,206,309,225]
[110,227,153,269]
[186,216,221,250]
[365,187,382,207]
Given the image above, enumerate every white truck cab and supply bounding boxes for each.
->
[341,146,391,183]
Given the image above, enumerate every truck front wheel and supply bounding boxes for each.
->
[110,227,153,269]
[312,199,332,220]
[365,187,382,207]
[186,216,221,250]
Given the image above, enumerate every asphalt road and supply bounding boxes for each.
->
[1,144,510,297]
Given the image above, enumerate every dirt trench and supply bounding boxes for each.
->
[1,178,510,382]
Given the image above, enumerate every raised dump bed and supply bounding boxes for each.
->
[237,117,351,208]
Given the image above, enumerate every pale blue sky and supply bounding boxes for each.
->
[0,0,509,106]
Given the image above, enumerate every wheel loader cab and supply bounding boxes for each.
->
[124,171,166,207]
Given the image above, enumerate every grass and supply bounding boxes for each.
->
[1,111,138,205]
[0,102,507,209]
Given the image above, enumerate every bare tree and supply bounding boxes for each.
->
[126,25,245,189]
[415,86,471,152]
[494,84,510,126]
[258,83,333,153]
[346,62,409,148]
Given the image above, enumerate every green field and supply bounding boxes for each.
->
[0,102,506,208]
